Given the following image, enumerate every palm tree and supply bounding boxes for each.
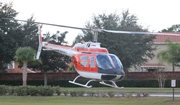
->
[157,40,180,72]
[14,47,41,86]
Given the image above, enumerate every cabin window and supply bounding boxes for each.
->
[90,57,95,68]
[81,56,88,67]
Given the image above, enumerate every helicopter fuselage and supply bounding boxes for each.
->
[72,42,125,82]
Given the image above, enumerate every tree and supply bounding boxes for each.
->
[72,34,83,46]
[161,24,180,32]
[0,2,23,72]
[21,16,38,50]
[14,47,41,86]
[79,10,156,71]
[153,69,166,89]
[38,31,71,86]
[157,40,180,72]
[0,2,38,73]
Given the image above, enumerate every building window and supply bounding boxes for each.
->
[8,61,15,69]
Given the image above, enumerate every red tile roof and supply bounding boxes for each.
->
[153,32,180,42]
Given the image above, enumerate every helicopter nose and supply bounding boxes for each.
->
[101,73,125,81]
[120,70,125,76]
[113,69,125,76]
[114,70,125,81]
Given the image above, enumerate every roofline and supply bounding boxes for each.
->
[153,42,180,45]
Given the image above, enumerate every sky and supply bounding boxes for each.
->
[2,0,180,45]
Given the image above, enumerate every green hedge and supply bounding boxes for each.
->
[0,85,150,97]
[0,85,58,96]
[0,79,179,87]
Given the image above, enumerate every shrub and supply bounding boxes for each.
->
[15,86,28,96]
[6,86,15,95]
[62,90,69,96]
[37,86,54,96]
[0,85,7,95]
[108,91,115,98]
[76,91,85,97]
[70,91,77,97]
[54,86,61,96]
[27,86,39,96]
[87,91,95,97]
[142,92,149,97]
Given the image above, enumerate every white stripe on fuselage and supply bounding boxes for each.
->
[76,70,101,80]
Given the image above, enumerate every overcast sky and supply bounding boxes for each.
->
[2,0,180,44]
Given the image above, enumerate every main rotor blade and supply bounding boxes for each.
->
[2,18,90,31]
[103,30,180,36]
[2,18,180,36]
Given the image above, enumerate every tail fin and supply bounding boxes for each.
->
[36,25,43,59]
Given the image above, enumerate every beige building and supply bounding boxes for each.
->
[130,33,180,72]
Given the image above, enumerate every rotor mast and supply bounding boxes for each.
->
[93,31,98,42]
[92,28,102,42]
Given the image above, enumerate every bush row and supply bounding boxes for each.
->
[0,85,59,96]
[0,79,179,87]
[0,85,149,98]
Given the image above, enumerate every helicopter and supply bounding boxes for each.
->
[36,25,125,89]
[2,18,180,89]
[35,21,180,89]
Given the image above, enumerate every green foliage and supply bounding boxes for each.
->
[37,31,71,86]
[27,86,39,96]
[39,31,70,73]
[37,86,54,96]
[62,90,69,96]
[161,24,180,32]
[20,16,38,49]
[70,91,77,97]
[54,86,61,96]
[107,91,115,98]
[15,86,28,96]
[0,2,38,72]
[0,85,58,96]
[0,2,21,71]
[157,40,180,71]
[14,47,41,86]
[80,10,156,71]
[0,85,7,95]
[14,47,36,63]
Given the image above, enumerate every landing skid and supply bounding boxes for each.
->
[100,81,124,89]
[69,75,95,88]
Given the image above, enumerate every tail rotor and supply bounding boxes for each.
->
[36,25,43,59]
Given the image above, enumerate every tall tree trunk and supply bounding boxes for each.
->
[172,63,175,72]
[43,70,47,86]
[22,62,27,86]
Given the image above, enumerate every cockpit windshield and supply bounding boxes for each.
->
[96,54,123,70]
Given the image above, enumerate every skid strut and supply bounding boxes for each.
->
[69,75,95,88]
[100,81,124,89]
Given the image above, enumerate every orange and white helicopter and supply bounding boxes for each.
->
[33,21,180,89]
[36,25,125,89]
[3,18,180,89]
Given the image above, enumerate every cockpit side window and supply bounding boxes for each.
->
[80,56,88,67]
[109,54,123,69]
[96,54,114,70]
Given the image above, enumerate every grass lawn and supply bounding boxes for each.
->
[60,87,180,93]
[1,87,180,105]
[0,96,180,105]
